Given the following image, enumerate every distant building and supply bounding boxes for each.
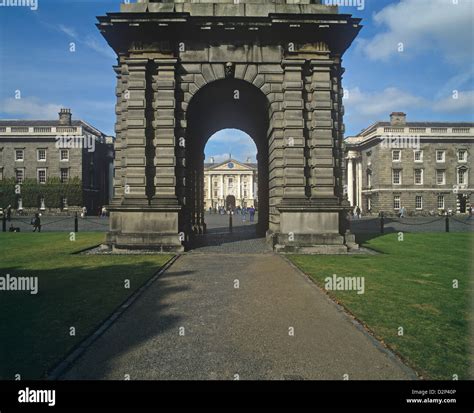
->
[344,113,473,215]
[0,109,114,214]
[204,158,258,210]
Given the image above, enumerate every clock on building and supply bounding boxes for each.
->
[227,162,234,169]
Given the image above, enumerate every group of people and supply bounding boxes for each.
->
[208,205,257,222]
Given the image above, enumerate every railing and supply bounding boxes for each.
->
[452,128,470,134]
[10,127,29,133]
[431,128,447,133]
[34,127,52,133]
[56,127,77,133]
[409,128,426,133]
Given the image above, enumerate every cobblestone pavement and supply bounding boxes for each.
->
[189,213,271,254]
[62,252,416,380]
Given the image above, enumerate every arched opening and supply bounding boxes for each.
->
[182,78,269,248]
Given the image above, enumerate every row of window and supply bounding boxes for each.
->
[212,191,250,198]
[14,149,70,162]
[391,168,468,186]
[391,149,468,163]
[392,195,446,210]
[14,168,69,184]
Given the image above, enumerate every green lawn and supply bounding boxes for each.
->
[289,233,474,380]
[0,232,172,380]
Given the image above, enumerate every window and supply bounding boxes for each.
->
[393,196,401,210]
[437,195,445,210]
[436,150,445,163]
[60,168,69,183]
[436,170,446,185]
[414,169,423,185]
[458,150,467,162]
[37,168,47,184]
[214,190,218,197]
[392,150,401,162]
[414,150,423,162]
[229,178,233,184]
[415,195,423,210]
[457,167,468,185]
[37,149,46,162]
[15,149,24,162]
[392,169,402,185]
[367,197,372,211]
[244,190,248,197]
[15,169,24,184]
[0,168,3,181]
[367,170,372,188]
[60,149,69,161]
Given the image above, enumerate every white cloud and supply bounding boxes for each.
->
[205,129,257,163]
[357,0,474,63]
[57,24,115,59]
[345,87,426,117]
[0,97,62,119]
[432,90,474,113]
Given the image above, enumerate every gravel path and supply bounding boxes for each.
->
[61,252,416,380]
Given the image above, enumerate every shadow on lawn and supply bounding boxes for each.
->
[0,260,189,380]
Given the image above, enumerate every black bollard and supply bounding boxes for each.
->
[2,215,6,232]
[229,212,233,233]
[380,212,385,234]
[445,215,449,233]
[74,212,78,233]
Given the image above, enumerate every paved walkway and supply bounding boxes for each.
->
[62,253,415,380]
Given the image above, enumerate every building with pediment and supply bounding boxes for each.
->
[204,158,258,210]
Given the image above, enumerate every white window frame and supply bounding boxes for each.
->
[15,149,24,162]
[415,195,423,210]
[15,168,24,184]
[414,169,423,185]
[436,170,446,185]
[0,167,3,181]
[457,167,468,186]
[457,150,467,163]
[60,168,69,183]
[393,196,401,210]
[436,150,445,163]
[37,168,47,184]
[392,169,402,185]
[60,149,69,161]
[413,150,423,163]
[392,150,401,162]
[437,195,445,210]
[37,149,47,162]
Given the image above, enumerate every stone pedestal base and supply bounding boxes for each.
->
[106,206,184,252]
[268,201,358,254]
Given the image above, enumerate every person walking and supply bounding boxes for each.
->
[6,205,12,222]
[32,213,41,233]
[356,206,361,219]
[81,206,87,218]
[399,206,406,218]
[249,205,256,222]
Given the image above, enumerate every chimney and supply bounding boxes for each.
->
[59,108,72,126]
[390,112,406,126]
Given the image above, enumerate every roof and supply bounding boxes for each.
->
[0,119,107,138]
[204,159,257,170]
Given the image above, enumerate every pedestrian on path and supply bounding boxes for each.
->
[249,206,256,222]
[32,213,41,233]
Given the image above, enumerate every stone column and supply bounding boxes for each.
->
[237,174,241,202]
[281,59,306,199]
[308,61,337,199]
[347,157,354,207]
[220,174,224,202]
[357,160,363,210]
[151,58,179,206]
[110,64,125,205]
[122,58,149,205]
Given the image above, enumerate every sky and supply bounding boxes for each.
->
[0,0,473,164]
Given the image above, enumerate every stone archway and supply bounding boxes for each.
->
[182,77,269,241]
[100,0,361,253]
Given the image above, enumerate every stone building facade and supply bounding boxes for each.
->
[345,113,473,216]
[0,109,114,214]
[204,159,258,210]
[99,0,361,252]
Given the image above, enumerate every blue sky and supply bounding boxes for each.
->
[0,0,473,164]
